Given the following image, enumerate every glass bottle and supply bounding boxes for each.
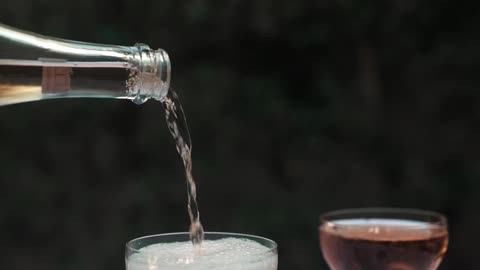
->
[0,22,170,106]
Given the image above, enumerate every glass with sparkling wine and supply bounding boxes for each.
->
[319,208,448,270]
[126,232,278,270]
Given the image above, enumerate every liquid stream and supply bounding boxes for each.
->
[162,89,204,245]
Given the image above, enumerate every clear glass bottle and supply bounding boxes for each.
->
[0,23,170,106]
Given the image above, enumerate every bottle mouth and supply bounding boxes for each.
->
[154,48,171,100]
[128,44,171,104]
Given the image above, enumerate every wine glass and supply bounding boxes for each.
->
[126,232,278,270]
[319,208,448,270]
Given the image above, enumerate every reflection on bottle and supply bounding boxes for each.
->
[42,66,72,93]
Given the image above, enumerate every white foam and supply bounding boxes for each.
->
[127,238,277,270]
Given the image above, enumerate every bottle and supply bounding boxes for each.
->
[0,22,170,106]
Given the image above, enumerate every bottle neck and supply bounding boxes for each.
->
[128,44,171,103]
[0,23,171,105]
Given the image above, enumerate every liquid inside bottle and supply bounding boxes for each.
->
[0,62,135,105]
[0,23,170,105]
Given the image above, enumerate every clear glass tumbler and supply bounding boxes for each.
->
[126,232,278,270]
[319,208,448,270]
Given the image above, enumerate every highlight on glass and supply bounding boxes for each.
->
[319,208,448,270]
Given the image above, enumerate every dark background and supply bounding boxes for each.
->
[0,0,479,269]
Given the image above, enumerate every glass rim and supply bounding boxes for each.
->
[126,231,278,256]
[319,207,448,228]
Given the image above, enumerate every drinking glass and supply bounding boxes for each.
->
[319,208,448,270]
[126,232,278,270]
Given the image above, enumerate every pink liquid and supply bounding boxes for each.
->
[320,219,448,270]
